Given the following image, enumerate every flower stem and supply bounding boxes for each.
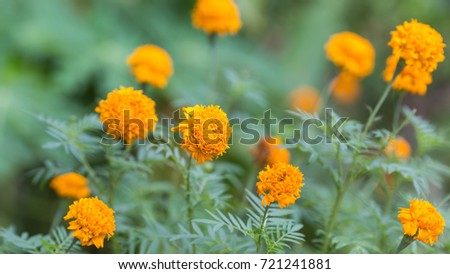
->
[438,192,450,208]
[185,155,196,253]
[392,92,406,133]
[363,81,393,135]
[140,83,146,93]
[384,176,399,215]
[322,159,358,254]
[79,152,106,196]
[256,206,269,253]
[322,187,345,253]
[65,238,77,254]
[396,234,415,253]
[363,63,403,135]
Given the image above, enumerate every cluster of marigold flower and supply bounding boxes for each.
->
[47,0,445,251]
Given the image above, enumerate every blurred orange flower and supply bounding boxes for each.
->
[50,172,90,200]
[385,137,411,161]
[325,31,375,78]
[251,136,290,167]
[329,71,361,105]
[192,0,242,36]
[290,86,322,114]
[127,45,173,89]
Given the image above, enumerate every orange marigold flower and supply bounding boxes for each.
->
[329,71,361,105]
[384,55,433,95]
[290,86,322,114]
[192,0,242,35]
[127,45,173,89]
[50,172,90,200]
[398,199,445,246]
[325,31,375,78]
[95,86,158,145]
[383,19,445,95]
[251,136,290,167]
[385,137,411,161]
[171,105,231,165]
[64,197,115,248]
[256,162,304,208]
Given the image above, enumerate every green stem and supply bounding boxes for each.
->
[49,200,69,232]
[363,62,403,135]
[241,165,258,204]
[384,176,399,215]
[123,143,133,159]
[363,81,393,135]
[438,192,450,208]
[256,206,270,253]
[208,33,219,103]
[396,234,415,253]
[322,156,360,254]
[379,176,399,253]
[108,168,120,207]
[185,155,196,253]
[392,92,406,133]
[140,83,146,93]
[79,153,106,196]
[322,187,345,253]
[336,143,343,180]
[65,238,77,254]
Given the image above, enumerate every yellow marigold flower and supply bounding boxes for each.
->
[383,19,445,95]
[64,197,115,248]
[385,137,411,161]
[384,55,433,95]
[192,0,242,36]
[398,199,445,246]
[127,45,173,89]
[95,86,158,144]
[289,85,322,114]
[251,136,290,167]
[256,162,304,208]
[171,105,231,165]
[325,31,375,78]
[50,172,90,200]
[329,71,361,105]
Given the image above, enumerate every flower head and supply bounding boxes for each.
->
[383,19,445,95]
[329,71,361,105]
[384,55,432,95]
[251,136,290,167]
[385,137,411,161]
[256,162,304,208]
[325,31,375,78]
[171,105,231,164]
[192,0,242,36]
[290,86,322,114]
[127,45,173,89]
[64,197,115,248]
[95,86,158,144]
[398,199,445,246]
[50,172,90,200]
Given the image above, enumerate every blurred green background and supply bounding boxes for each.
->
[1,0,450,235]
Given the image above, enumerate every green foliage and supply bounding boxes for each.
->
[403,107,449,155]
[195,190,304,254]
[2,0,450,255]
[0,226,81,254]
